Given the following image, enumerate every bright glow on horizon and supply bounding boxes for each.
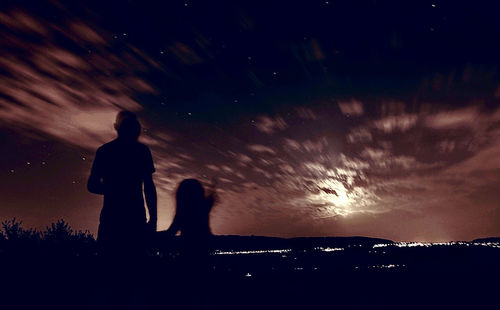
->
[373,241,500,248]
[213,249,292,255]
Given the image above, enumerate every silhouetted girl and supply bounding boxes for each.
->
[167,178,216,252]
[166,178,216,309]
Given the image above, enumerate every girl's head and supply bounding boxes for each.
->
[176,179,206,208]
[174,178,216,236]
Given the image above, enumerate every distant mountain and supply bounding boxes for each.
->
[472,237,500,243]
[154,232,393,251]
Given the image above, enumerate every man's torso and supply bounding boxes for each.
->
[96,139,154,226]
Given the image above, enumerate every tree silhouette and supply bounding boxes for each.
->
[1,218,42,254]
[2,218,41,241]
[45,219,74,241]
[0,218,95,256]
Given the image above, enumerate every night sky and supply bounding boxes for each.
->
[1,0,500,242]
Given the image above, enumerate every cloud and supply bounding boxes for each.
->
[247,144,276,155]
[346,127,373,143]
[0,10,158,150]
[206,164,220,171]
[254,115,287,134]
[438,140,456,153]
[373,114,418,133]
[69,22,106,44]
[339,154,370,170]
[338,99,364,116]
[298,160,379,217]
[237,153,253,164]
[360,148,390,160]
[302,137,329,153]
[279,164,295,174]
[284,138,301,150]
[253,167,273,178]
[0,11,49,35]
[359,147,439,171]
[168,42,203,65]
[380,101,407,116]
[221,165,234,173]
[425,107,478,129]
[444,134,500,176]
[295,107,318,120]
[259,158,274,166]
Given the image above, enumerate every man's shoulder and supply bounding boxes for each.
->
[135,141,152,153]
[97,140,117,151]
[97,139,151,154]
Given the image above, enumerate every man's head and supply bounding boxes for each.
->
[114,110,141,141]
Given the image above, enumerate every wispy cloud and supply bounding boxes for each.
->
[373,114,418,133]
[295,107,318,120]
[346,127,373,143]
[284,138,301,150]
[0,10,158,150]
[247,144,276,155]
[254,115,288,134]
[425,107,478,129]
[360,147,390,160]
[338,99,364,116]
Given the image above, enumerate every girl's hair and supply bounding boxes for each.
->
[174,179,208,229]
[176,179,205,206]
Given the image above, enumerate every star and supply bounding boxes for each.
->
[81,157,86,161]
[431,4,436,8]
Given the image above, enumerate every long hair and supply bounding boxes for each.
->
[174,179,212,238]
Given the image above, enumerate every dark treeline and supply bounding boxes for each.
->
[0,218,95,256]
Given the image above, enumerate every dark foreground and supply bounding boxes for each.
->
[1,237,499,310]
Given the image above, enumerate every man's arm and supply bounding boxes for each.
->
[144,174,157,232]
[87,149,105,195]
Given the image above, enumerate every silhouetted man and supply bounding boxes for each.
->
[88,111,157,255]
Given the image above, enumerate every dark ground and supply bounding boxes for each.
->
[1,239,499,310]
